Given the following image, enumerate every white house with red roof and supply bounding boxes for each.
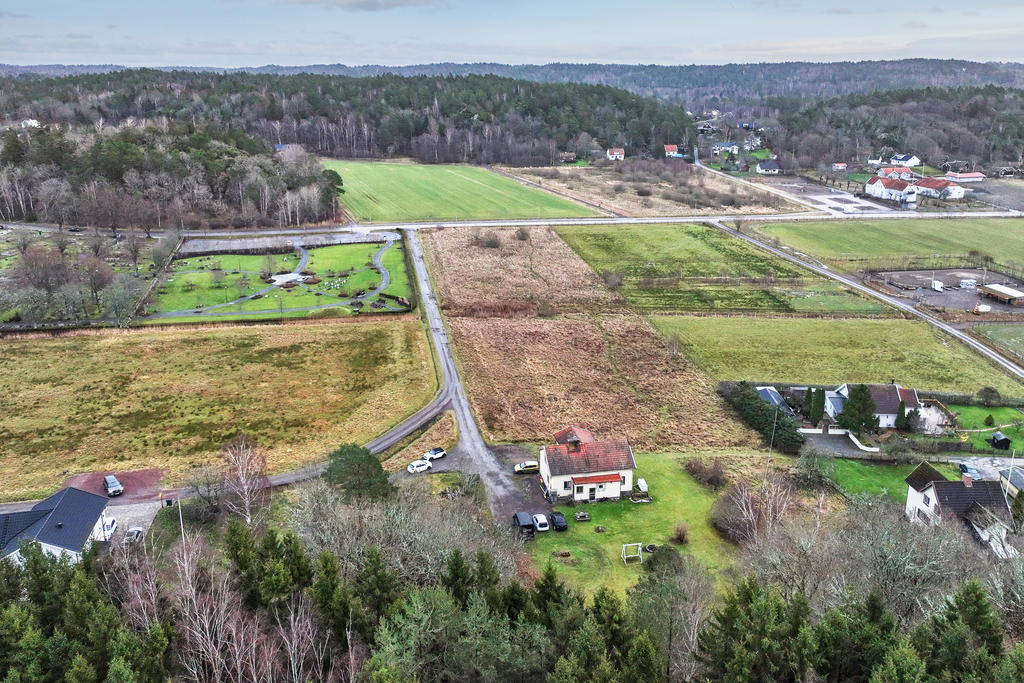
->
[664,144,682,158]
[865,176,918,203]
[913,176,965,200]
[606,148,625,161]
[539,426,637,503]
[875,166,917,181]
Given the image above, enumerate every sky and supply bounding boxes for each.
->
[0,0,1022,67]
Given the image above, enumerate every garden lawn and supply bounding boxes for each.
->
[531,453,736,594]
[753,218,1024,271]
[948,404,1024,450]
[323,160,597,222]
[651,316,1024,396]
[830,459,960,502]
[0,320,436,501]
[556,223,885,314]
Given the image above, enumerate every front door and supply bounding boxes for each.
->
[589,487,596,501]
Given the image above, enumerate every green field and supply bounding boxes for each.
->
[753,218,1024,271]
[976,324,1024,360]
[531,453,735,594]
[830,459,960,502]
[948,404,1024,450]
[651,316,1024,395]
[557,223,884,314]
[148,242,411,319]
[323,160,598,222]
[0,321,437,501]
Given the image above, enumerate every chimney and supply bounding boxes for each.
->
[962,474,973,487]
[567,437,581,453]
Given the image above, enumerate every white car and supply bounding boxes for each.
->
[123,527,145,545]
[532,514,550,532]
[423,447,447,461]
[407,459,433,474]
[102,518,118,540]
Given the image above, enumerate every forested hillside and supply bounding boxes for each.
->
[0,70,693,165]
[4,59,1022,109]
[769,86,1024,167]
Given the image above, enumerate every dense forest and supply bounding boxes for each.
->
[768,86,1024,168]
[0,70,694,165]
[4,59,1024,111]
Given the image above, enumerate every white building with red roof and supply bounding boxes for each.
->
[944,171,986,183]
[606,148,625,161]
[865,176,918,203]
[539,426,636,503]
[664,144,681,158]
[875,166,917,181]
[913,176,965,199]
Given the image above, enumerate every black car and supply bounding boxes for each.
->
[513,511,535,536]
[550,511,568,531]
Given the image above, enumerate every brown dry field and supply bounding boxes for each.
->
[423,226,756,451]
[426,225,625,317]
[501,163,791,217]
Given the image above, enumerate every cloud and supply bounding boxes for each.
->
[825,7,853,14]
[283,0,438,10]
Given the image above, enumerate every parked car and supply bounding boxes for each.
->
[514,460,539,474]
[102,518,118,539]
[532,513,550,532]
[423,447,447,461]
[407,459,432,474]
[550,511,568,531]
[103,475,124,497]
[513,511,535,536]
[123,527,145,545]
[959,462,981,479]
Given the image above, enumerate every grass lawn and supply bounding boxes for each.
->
[753,219,1024,271]
[0,320,436,501]
[948,404,1024,450]
[556,223,885,314]
[830,459,960,501]
[149,242,411,318]
[976,324,1024,360]
[651,315,1024,396]
[531,453,736,594]
[323,160,597,222]
[750,149,771,160]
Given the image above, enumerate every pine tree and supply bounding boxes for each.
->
[472,548,501,594]
[1,129,26,166]
[812,388,826,426]
[280,531,313,590]
[815,589,898,682]
[442,548,474,608]
[102,656,137,683]
[501,581,533,623]
[589,586,633,666]
[838,384,878,435]
[912,580,1004,679]
[895,400,908,430]
[64,654,98,683]
[623,630,663,681]
[356,546,398,627]
[324,443,395,500]
[869,638,927,683]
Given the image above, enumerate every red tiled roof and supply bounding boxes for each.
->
[947,172,985,179]
[553,426,596,445]
[572,473,621,485]
[664,144,678,153]
[914,177,956,190]
[868,176,910,190]
[544,439,635,476]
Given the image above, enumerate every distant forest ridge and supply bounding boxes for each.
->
[2,59,1023,109]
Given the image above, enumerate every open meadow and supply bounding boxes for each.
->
[948,404,1024,450]
[322,160,597,222]
[975,323,1024,360]
[829,459,960,502]
[557,223,886,314]
[422,226,755,450]
[505,160,796,216]
[752,218,1024,272]
[0,320,436,501]
[651,315,1024,396]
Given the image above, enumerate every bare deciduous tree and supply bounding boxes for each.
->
[101,534,162,634]
[222,434,269,529]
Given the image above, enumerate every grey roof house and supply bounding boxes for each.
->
[1,487,111,563]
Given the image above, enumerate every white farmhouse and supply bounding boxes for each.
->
[539,426,636,503]
[755,161,780,175]
[913,177,965,200]
[905,463,1017,559]
[1,487,111,564]
[606,148,625,161]
[890,153,921,167]
[865,176,918,204]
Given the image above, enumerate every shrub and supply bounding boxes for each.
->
[635,186,653,197]
[673,522,690,544]
[603,271,624,289]
[537,301,556,317]
[612,183,626,194]
[644,545,683,574]
[985,414,995,427]
[515,227,529,241]
[479,233,501,249]
[978,386,1001,407]
[718,382,805,455]
[684,458,728,489]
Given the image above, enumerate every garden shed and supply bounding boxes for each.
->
[990,431,1012,450]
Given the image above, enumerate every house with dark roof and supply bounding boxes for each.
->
[823,382,921,429]
[539,426,636,503]
[711,141,739,156]
[756,386,795,416]
[904,463,1017,559]
[890,153,921,168]
[755,160,780,175]
[1,488,111,564]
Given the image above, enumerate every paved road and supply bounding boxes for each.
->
[707,219,1024,381]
